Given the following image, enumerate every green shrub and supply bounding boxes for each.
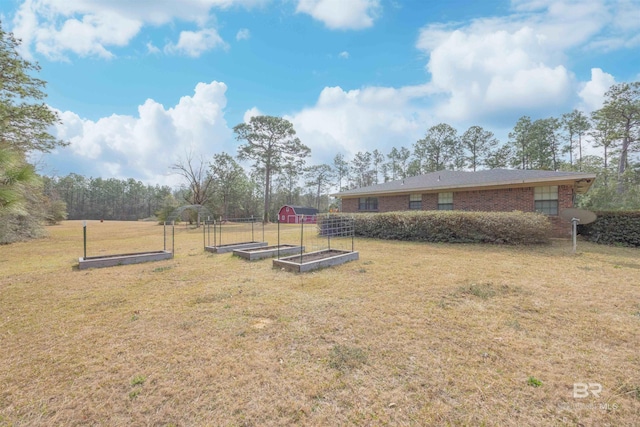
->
[328,211,550,245]
[578,211,640,247]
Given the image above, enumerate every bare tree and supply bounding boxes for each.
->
[171,152,214,225]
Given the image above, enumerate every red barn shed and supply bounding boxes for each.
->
[278,205,319,224]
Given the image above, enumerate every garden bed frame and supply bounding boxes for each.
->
[78,251,173,270]
[205,241,268,254]
[233,244,304,261]
[77,221,174,270]
[273,249,359,272]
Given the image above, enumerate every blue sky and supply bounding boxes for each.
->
[1,0,639,186]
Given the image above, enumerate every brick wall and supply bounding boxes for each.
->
[341,184,575,237]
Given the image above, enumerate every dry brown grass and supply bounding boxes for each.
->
[1,220,639,426]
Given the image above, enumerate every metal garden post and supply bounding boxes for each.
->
[83,221,87,259]
[251,215,254,242]
[327,215,331,250]
[163,221,166,251]
[300,215,304,264]
[572,217,579,254]
[172,221,175,257]
[351,217,354,252]
[277,219,280,259]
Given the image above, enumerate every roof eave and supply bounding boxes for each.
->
[332,174,597,198]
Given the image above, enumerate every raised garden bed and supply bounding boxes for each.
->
[273,249,359,272]
[78,250,173,270]
[205,241,268,254]
[233,244,304,261]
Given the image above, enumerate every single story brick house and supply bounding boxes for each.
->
[332,169,596,237]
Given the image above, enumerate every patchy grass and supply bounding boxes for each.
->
[0,220,639,426]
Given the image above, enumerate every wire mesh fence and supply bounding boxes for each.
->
[204,216,266,249]
[275,214,355,260]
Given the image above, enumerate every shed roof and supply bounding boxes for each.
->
[332,169,596,198]
[281,205,319,215]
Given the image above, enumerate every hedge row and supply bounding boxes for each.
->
[329,211,551,245]
[578,211,640,247]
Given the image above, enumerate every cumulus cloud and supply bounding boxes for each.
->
[413,0,636,123]
[296,0,381,30]
[578,68,616,112]
[47,81,233,185]
[10,0,266,59]
[243,107,263,123]
[338,51,349,59]
[236,28,251,40]
[164,28,228,57]
[286,85,433,164]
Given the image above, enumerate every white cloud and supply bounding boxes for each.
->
[286,85,433,164]
[413,0,638,123]
[243,107,263,123]
[164,28,228,57]
[48,81,233,185]
[296,0,380,30]
[236,28,251,41]
[146,42,161,55]
[338,51,349,59]
[578,68,616,112]
[10,0,266,59]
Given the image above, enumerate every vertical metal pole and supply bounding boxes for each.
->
[572,218,578,254]
[163,221,166,251]
[262,219,265,243]
[83,221,87,259]
[300,215,304,264]
[327,214,331,250]
[351,217,354,252]
[207,217,210,246]
[213,220,216,248]
[172,221,175,257]
[219,216,222,247]
[251,215,254,242]
[277,219,280,259]
[203,218,205,249]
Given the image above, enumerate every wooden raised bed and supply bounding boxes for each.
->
[233,244,304,261]
[272,249,359,272]
[205,241,268,254]
[78,250,173,270]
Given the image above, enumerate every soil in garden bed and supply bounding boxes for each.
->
[286,249,349,263]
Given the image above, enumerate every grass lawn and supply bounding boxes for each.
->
[1,220,639,426]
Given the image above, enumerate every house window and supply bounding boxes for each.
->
[438,192,453,210]
[358,197,378,211]
[409,194,422,210]
[534,186,558,215]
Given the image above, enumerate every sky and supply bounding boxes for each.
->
[1,0,639,187]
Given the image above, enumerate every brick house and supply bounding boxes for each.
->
[332,169,596,237]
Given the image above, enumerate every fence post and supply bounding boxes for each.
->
[277,219,280,259]
[327,214,331,250]
[172,221,175,257]
[219,216,222,247]
[300,215,304,264]
[351,217,354,252]
[83,221,87,259]
[163,221,166,251]
[203,218,206,249]
[251,215,254,242]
